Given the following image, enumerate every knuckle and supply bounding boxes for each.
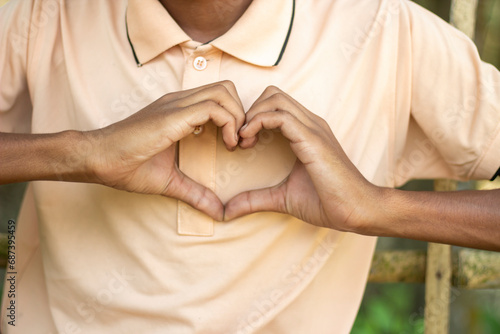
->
[318,117,331,130]
[225,116,236,127]
[212,83,229,95]
[252,112,267,122]
[270,92,287,105]
[194,100,219,114]
[278,109,294,120]
[203,99,219,107]
[164,88,184,99]
[264,85,281,95]
[314,115,327,126]
[160,91,172,99]
[219,79,235,89]
[159,92,174,104]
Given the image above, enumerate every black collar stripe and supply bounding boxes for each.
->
[273,0,296,67]
[125,1,295,68]
[125,11,142,67]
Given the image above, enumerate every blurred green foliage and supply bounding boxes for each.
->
[478,308,500,334]
[353,284,425,334]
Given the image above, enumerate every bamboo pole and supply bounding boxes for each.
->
[423,1,479,332]
[424,242,453,334]
[424,180,456,334]
[450,0,478,39]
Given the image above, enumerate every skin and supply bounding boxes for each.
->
[224,87,500,251]
[1,81,246,221]
[158,0,253,43]
[1,1,499,251]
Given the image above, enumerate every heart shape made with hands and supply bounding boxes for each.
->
[186,108,344,231]
[106,82,366,230]
[174,102,327,226]
[181,118,300,222]
[158,84,361,230]
[181,85,368,231]
[178,85,322,223]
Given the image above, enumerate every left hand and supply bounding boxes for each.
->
[224,86,382,232]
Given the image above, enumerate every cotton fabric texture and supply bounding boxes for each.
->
[0,0,499,333]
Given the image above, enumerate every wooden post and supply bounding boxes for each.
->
[424,1,478,333]
[450,0,478,39]
[424,180,455,334]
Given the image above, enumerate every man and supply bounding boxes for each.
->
[0,0,499,332]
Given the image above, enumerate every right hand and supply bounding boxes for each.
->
[87,81,245,221]
[224,86,379,233]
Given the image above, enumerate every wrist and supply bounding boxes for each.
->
[79,129,108,185]
[351,185,398,236]
[362,187,422,239]
[51,130,99,183]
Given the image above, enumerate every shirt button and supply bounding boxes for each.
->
[193,125,204,135]
[193,56,207,71]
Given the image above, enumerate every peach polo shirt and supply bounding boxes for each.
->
[1,0,500,333]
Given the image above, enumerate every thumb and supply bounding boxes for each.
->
[164,170,224,221]
[224,184,287,221]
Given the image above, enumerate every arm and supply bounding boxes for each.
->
[0,131,93,184]
[375,187,500,251]
[224,86,500,251]
[1,81,245,221]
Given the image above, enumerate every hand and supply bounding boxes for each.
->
[88,81,245,221]
[224,86,382,232]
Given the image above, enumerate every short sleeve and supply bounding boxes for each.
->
[393,0,500,185]
[0,0,34,134]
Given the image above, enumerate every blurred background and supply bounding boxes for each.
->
[0,0,499,333]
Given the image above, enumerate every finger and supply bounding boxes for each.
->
[163,80,244,110]
[239,111,329,166]
[182,99,243,151]
[158,99,240,151]
[240,110,307,145]
[241,110,364,188]
[245,86,316,127]
[177,81,244,121]
[164,168,224,221]
[241,86,328,148]
[238,135,258,149]
[224,184,287,221]
[115,83,243,153]
[174,81,245,141]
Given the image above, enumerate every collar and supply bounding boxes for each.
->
[126,0,295,67]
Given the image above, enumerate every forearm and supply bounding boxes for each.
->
[367,187,500,251]
[0,131,96,184]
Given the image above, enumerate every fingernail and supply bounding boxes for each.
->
[234,133,239,143]
[240,123,248,132]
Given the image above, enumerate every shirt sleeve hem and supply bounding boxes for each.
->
[490,168,500,181]
[469,127,500,180]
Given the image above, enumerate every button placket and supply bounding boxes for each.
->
[177,46,222,236]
